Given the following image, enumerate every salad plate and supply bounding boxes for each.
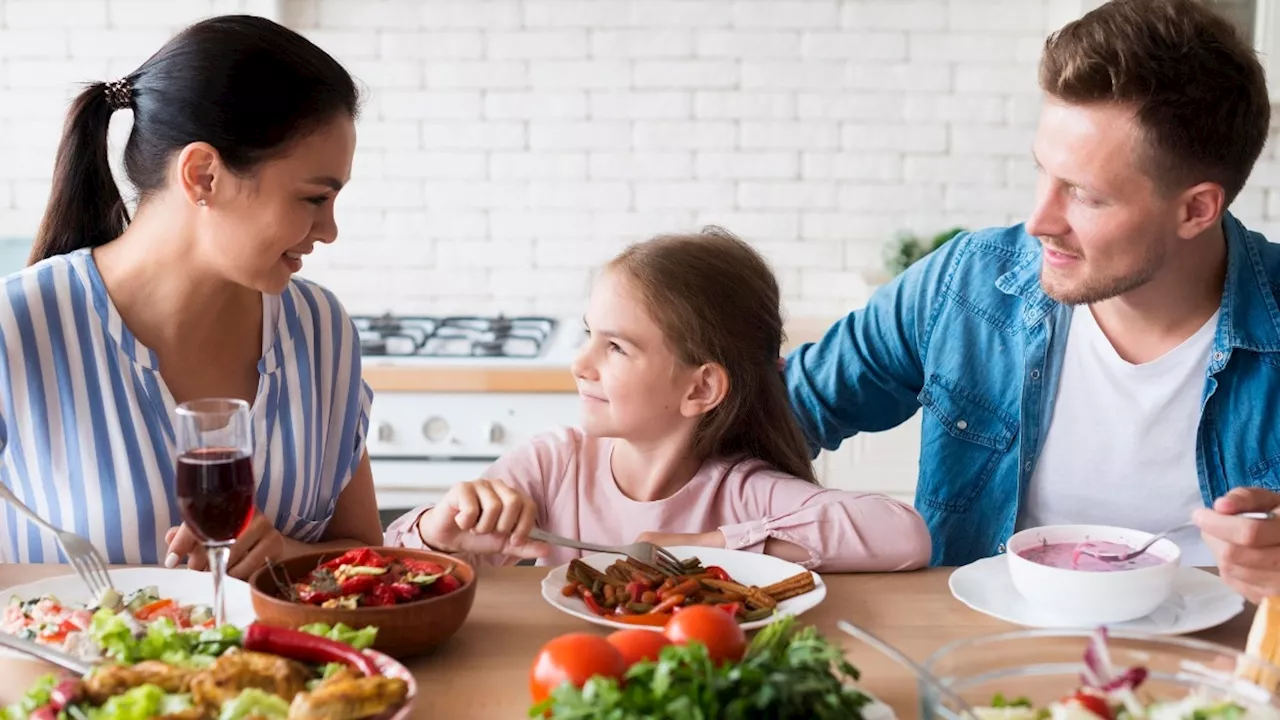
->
[0,567,254,660]
[541,545,826,631]
[949,555,1244,634]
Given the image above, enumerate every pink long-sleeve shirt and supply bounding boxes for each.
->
[384,427,931,573]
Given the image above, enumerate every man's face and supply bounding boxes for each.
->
[1026,97,1183,305]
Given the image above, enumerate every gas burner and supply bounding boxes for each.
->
[351,313,559,359]
[360,336,388,355]
[471,339,507,357]
[367,313,402,334]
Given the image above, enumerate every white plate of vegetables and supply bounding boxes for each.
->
[0,568,254,661]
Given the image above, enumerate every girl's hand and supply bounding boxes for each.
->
[416,479,549,559]
[164,511,286,580]
[636,530,726,549]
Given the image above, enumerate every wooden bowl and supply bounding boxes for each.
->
[248,546,477,659]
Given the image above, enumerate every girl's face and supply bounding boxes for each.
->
[571,270,703,442]
[197,115,356,294]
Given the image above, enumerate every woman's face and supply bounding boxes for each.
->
[200,115,356,294]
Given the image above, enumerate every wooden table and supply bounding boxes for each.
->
[0,564,1255,718]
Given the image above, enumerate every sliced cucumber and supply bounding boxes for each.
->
[188,606,212,626]
[95,588,121,612]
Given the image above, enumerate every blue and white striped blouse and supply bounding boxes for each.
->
[0,249,373,565]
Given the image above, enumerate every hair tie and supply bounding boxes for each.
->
[104,78,132,111]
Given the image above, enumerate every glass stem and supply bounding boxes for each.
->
[209,543,232,627]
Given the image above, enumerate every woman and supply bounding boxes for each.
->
[0,15,383,578]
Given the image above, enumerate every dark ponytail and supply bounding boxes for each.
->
[31,15,360,265]
[32,82,130,264]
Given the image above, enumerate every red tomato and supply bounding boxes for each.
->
[149,605,188,627]
[663,604,746,665]
[529,633,627,704]
[607,629,672,667]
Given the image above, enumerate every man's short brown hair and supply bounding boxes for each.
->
[1040,0,1270,204]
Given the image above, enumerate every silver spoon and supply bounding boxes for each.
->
[836,620,980,720]
[1078,511,1275,563]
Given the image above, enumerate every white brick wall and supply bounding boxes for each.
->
[1,0,1274,316]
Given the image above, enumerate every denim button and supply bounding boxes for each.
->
[1213,351,1225,362]
[998,543,1007,553]
[956,420,968,430]
[1024,460,1033,471]
[1030,369,1040,380]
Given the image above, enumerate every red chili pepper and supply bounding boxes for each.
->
[243,623,379,677]
[625,581,647,603]
[363,584,397,607]
[703,566,731,582]
[319,549,364,570]
[321,548,389,571]
[389,582,421,603]
[297,587,337,606]
[581,591,608,616]
[402,559,445,575]
[339,575,380,596]
[715,602,742,618]
[432,574,462,595]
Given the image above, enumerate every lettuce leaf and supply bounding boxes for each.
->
[217,688,290,720]
[298,622,378,650]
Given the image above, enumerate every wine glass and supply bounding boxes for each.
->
[173,398,255,627]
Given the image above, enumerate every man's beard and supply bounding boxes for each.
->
[1037,238,1164,306]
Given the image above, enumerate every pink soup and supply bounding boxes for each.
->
[1017,541,1167,572]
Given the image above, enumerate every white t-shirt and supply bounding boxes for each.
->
[1017,306,1219,567]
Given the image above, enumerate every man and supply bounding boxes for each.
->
[784,0,1280,602]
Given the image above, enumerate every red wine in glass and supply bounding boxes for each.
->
[174,397,253,628]
[175,447,254,543]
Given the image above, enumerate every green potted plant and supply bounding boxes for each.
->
[883,227,965,277]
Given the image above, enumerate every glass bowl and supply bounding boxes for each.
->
[919,629,1280,719]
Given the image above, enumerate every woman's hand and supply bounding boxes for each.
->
[416,478,549,559]
[164,511,286,580]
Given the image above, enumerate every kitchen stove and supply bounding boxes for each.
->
[356,313,560,360]
[353,313,584,527]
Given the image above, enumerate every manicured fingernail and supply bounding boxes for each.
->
[164,552,179,569]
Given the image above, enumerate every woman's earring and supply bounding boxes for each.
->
[197,199,207,207]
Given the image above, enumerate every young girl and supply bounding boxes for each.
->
[385,228,930,572]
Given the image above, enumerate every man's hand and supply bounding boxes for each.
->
[1194,487,1280,603]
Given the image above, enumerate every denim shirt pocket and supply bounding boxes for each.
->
[1248,453,1280,491]
[917,373,1018,513]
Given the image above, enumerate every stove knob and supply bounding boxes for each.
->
[423,416,450,443]
[486,422,506,445]
[376,422,394,443]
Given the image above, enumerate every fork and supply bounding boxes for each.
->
[0,482,116,601]
[528,528,685,576]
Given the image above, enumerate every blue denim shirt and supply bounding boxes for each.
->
[784,213,1280,566]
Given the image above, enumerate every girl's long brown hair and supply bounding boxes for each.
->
[607,226,817,483]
